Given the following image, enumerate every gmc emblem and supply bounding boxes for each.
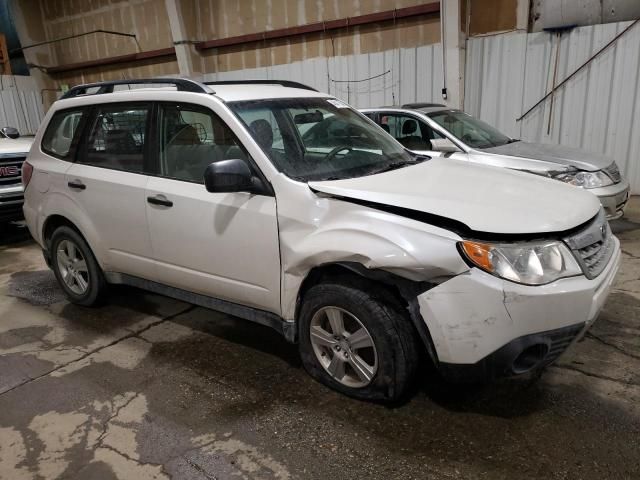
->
[0,166,19,177]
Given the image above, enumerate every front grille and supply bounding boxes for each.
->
[544,324,584,364]
[604,162,621,184]
[564,210,614,279]
[0,156,26,186]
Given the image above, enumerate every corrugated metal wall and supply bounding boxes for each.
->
[203,43,444,109]
[0,76,45,135]
[465,20,640,193]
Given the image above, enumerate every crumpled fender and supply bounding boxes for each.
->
[272,178,469,320]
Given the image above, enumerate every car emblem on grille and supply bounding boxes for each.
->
[0,166,19,177]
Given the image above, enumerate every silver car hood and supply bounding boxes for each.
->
[309,158,601,235]
[481,141,613,172]
[0,137,33,155]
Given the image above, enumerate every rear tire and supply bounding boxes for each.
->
[50,226,107,306]
[298,283,419,403]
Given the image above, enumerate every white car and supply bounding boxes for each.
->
[23,79,620,401]
[0,127,34,224]
[361,105,630,220]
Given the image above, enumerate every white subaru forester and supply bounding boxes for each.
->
[22,79,620,402]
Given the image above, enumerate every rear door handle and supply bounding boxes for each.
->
[147,194,173,207]
[67,180,86,190]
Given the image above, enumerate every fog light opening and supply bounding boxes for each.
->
[512,344,549,374]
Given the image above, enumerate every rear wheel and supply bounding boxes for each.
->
[298,283,419,402]
[50,226,107,306]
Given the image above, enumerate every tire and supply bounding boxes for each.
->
[298,283,419,403]
[50,226,107,306]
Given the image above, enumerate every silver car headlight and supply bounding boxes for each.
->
[553,170,613,189]
[460,240,582,285]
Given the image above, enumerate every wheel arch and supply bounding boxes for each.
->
[41,214,101,269]
[295,262,440,364]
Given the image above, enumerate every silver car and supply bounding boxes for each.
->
[361,105,630,219]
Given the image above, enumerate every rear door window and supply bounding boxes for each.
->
[41,109,86,159]
[80,103,151,173]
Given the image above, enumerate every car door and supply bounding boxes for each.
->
[65,102,156,279]
[144,102,281,314]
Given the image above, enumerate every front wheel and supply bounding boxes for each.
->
[298,283,419,402]
[50,226,107,306]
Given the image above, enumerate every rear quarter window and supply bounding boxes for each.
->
[41,109,86,159]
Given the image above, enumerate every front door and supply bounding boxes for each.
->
[145,102,281,314]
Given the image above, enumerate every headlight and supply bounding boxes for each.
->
[553,170,613,189]
[460,240,582,285]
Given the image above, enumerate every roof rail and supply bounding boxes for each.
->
[60,78,214,100]
[402,102,446,109]
[204,79,318,92]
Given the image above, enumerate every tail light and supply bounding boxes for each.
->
[22,161,34,188]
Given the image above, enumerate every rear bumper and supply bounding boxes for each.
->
[417,237,621,381]
[592,180,630,220]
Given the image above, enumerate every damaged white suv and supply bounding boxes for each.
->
[23,79,621,401]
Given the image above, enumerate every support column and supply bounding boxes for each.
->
[440,0,465,109]
[164,0,201,78]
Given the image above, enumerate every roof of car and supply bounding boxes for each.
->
[211,84,330,102]
[361,106,454,115]
[56,78,331,105]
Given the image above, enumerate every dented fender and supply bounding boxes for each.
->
[272,177,469,321]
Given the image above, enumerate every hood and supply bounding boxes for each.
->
[0,136,34,155]
[309,158,601,236]
[481,141,613,171]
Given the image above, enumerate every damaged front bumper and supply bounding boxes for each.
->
[416,236,621,381]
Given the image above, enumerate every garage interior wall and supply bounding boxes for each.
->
[9,0,446,106]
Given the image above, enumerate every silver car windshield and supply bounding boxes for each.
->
[428,110,513,149]
[230,98,422,182]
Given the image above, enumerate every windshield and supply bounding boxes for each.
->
[230,97,419,181]
[428,110,512,149]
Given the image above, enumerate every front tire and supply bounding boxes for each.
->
[298,283,419,402]
[50,226,107,306]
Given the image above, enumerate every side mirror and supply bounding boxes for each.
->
[431,138,460,153]
[1,127,20,139]
[204,159,255,193]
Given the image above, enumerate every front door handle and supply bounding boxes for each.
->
[147,194,173,207]
[67,180,86,190]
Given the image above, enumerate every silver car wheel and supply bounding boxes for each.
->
[309,306,378,388]
[56,239,89,295]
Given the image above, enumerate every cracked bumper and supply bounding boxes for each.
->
[416,237,621,373]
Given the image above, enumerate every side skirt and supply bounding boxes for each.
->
[104,272,296,342]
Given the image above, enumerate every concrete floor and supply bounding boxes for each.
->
[0,200,639,480]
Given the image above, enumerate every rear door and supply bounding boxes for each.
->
[144,102,281,314]
[65,102,155,279]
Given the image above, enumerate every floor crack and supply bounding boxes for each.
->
[0,305,195,397]
[586,332,640,361]
[552,364,640,387]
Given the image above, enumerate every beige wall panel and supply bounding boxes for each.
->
[468,0,517,35]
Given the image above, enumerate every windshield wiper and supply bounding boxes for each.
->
[368,157,426,175]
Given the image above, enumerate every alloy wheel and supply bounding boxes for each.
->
[309,306,378,388]
[56,239,90,295]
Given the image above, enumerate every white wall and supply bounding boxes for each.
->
[0,76,45,135]
[465,21,640,193]
[204,43,444,109]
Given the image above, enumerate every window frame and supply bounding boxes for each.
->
[154,101,273,196]
[40,107,90,161]
[76,101,156,175]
